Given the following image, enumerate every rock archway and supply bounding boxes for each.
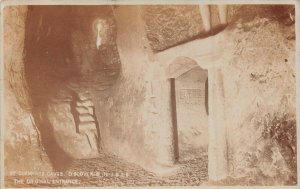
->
[167,57,209,162]
[165,55,228,180]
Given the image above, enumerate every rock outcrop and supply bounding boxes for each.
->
[3,6,52,173]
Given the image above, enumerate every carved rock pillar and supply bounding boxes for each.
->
[208,68,228,180]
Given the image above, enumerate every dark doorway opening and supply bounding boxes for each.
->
[171,67,209,162]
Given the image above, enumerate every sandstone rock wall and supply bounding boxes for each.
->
[3,6,52,174]
[94,6,177,173]
[22,6,121,164]
[223,14,296,184]
[143,5,228,51]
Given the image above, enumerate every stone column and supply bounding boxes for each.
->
[208,68,228,180]
[199,5,211,32]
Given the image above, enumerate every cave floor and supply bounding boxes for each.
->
[6,152,208,187]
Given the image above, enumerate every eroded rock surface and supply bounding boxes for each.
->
[3,6,52,173]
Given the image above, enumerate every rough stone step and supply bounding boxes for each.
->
[79,121,97,131]
[85,130,98,151]
[106,71,117,76]
[76,106,94,115]
[49,98,72,104]
[93,83,114,87]
[76,100,94,107]
[78,92,92,101]
[94,87,111,91]
[56,89,73,98]
[92,83,113,88]
[67,82,81,89]
[79,114,95,122]
[87,107,94,115]
[76,106,89,114]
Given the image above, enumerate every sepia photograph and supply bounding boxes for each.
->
[1,0,298,188]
